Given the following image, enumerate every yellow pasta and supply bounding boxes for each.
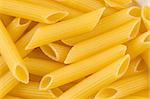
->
[0,56,8,76]
[0,14,13,26]
[126,31,150,59]
[142,49,150,67]
[26,8,105,49]
[0,0,68,24]
[58,55,130,99]
[9,82,63,99]
[0,72,19,99]
[29,74,42,82]
[123,95,148,99]
[62,6,141,46]
[65,20,140,64]
[39,45,126,90]
[142,6,150,30]
[123,57,147,77]
[55,0,105,12]
[22,0,83,19]
[95,73,148,99]
[102,7,118,17]
[3,95,23,99]
[104,0,133,9]
[132,89,149,97]
[40,42,71,63]
[6,18,31,42]
[0,20,29,83]
[24,57,65,76]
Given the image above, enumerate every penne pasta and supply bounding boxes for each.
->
[142,6,150,30]
[6,18,31,42]
[142,49,150,67]
[0,14,13,26]
[0,72,19,99]
[0,56,8,76]
[102,7,118,17]
[123,95,148,99]
[132,89,149,97]
[123,57,147,77]
[26,8,105,49]
[95,73,148,99]
[24,57,65,76]
[22,0,83,19]
[9,82,63,99]
[3,95,23,99]
[0,20,29,83]
[55,0,105,12]
[65,20,140,64]
[126,31,150,59]
[104,0,133,9]
[58,55,130,99]
[62,6,141,46]
[39,45,126,90]
[40,42,71,63]
[0,0,68,24]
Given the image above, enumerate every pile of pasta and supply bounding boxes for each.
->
[0,0,149,99]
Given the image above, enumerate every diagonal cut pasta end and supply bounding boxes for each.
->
[39,75,52,90]
[14,64,29,84]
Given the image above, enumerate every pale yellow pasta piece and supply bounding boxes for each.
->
[102,7,118,17]
[0,0,68,24]
[40,42,71,63]
[104,0,133,9]
[142,6,150,30]
[9,82,63,99]
[65,20,140,64]
[39,45,126,90]
[27,48,50,60]
[3,95,23,99]
[142,49,150,67]
[22,0,83,19]
[95,73,148,99]
[55,0,105,12]
[0,14,13,26]
[62,6,141,46]
[0,56,8,76]
[26,8,105,49]
[24,57,65,76]
[0,20,29,83]
[123,57,147,77]
[126,31,150,59]
[0,72,19,99]
[6,18,31,42]
[59,55,130,99]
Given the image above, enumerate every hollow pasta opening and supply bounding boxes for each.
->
[129,20,140,38]
[46,12,68,23]
[117,55,130,77]
[99,88,117,98]
[135,59,146,72]
[19,18,29,25]
[129,7,141,17]
[40,76,52,90]
[15,65,28,83]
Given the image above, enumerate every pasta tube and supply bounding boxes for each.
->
[132,89,149,97]
[62,6,141,46]
[65,20,140,64]
[0,72,19,99]
[40,42,71,63]
[142,6,150,30]
[0,56,8,76]
[9,82,63,99]
[123,57,147,77]
[22,0,83,19]
[6,18,31,42]
[0,20,29,83]
[3,95,23,99]
[55,0,105,12]
[0,0,68,24]
[0,14,13,26]
[123,96,148,99]
[95,73,148,99]
[126,31,150,59]
[58,55,130,99]
[26,8,105,49]
[142,49,150,67]
[39,45,126,90]
[104,0,133,9]
[24,57,65,76]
